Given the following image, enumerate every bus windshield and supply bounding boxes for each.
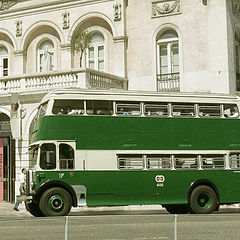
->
[36,101,48,119]
[28,145,39,168]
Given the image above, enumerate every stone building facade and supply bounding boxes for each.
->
[0,0,239,201]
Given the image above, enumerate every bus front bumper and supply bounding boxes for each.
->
[16,195,33,202]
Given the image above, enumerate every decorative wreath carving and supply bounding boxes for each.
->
[0,0,17,11]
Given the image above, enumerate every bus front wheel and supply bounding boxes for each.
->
[39,187,72,217]
[190,185,218,214]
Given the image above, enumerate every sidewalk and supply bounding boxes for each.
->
[0,202,165,218]
[1,201,240,219]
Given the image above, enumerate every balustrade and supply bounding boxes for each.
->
[0,68,128,94]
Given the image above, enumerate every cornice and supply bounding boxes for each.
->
[0,0,114,19]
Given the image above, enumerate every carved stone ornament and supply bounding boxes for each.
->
[15,20,22,37]
[0,0,17,11]
[152,0,181,18]
[113,1,121,21]
[232,0,240,18]
[62,11,70,30]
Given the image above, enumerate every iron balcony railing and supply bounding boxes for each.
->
[157,72,180,92]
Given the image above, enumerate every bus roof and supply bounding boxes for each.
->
[40,88,240,104]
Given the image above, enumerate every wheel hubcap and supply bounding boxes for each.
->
[197,193,211,209]
[48,195,64,212]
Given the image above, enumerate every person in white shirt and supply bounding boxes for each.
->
[13,168,26,211]
[228,108,239,118]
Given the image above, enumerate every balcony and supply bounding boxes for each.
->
[157,73,180,92]
[0,68,128,94]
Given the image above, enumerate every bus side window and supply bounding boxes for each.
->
[144,103,168,117]
[174,155,198,169]
[201,155,224,169]
[198,105,221,118]
[86,100,113,115]
[230,153,240,169]
[147,155,171,169]
[40,143,56,170]
[116,102,141,116]
[223,104,239,118]
[59,143,74,169]
[118,155,143,170]
[172,104,195,117]
[52,100,84,115]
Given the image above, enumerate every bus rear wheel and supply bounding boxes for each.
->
[164,204,189,214]
[25,201,44,217]
[39,187,72,217]
[190,185,218,214]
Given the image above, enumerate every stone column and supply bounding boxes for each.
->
[60,44,72,70]
[13,50,24,75]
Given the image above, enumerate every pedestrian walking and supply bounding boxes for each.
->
[13,168,27,211]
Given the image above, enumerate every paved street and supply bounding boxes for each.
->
[1,203,240,240]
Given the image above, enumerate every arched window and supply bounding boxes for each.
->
[0,46,9,77]
[156,29,179,90]
[235,31,240,91]
[87,32,105,71]
[37,40,54,72]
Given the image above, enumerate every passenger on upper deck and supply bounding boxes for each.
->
[227,108,239,118]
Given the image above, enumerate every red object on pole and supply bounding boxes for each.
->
[0,139,3,201]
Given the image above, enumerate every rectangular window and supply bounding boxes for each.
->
[40,143,56,170]
[144,103,168,117]
[147,155,171,170]
[159,45,168,75]
[174,155,198,169]
[171,43,179,73]
[118,155,144,170]
[116,102,141,116]
[201,155,225,169]
[86,100,113,115]
[172,104,195,117]
[198,105,221,118]
[230,153,240,169]
[3,58,8,76]
[52,100,84,115]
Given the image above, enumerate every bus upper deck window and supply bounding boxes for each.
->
[86,100,113,115]
[40,143,56,170]
[37,101,48,119]
[59,143,74,170]
[144,103,168,117]
[116,102,141,116]
[224,105,239,118]
[53,100,84,115]
[172,104,195,117]
[198,105,221,118]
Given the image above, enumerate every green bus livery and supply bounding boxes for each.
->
[21,89,240,217]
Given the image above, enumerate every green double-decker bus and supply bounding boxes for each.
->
[22,88,240,217]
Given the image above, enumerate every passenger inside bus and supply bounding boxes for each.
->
[227,108,239,118]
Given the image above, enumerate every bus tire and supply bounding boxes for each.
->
[39,187,72,217]
[25,201,44,217]
[190,185,218,214]
[164,204,189,214]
